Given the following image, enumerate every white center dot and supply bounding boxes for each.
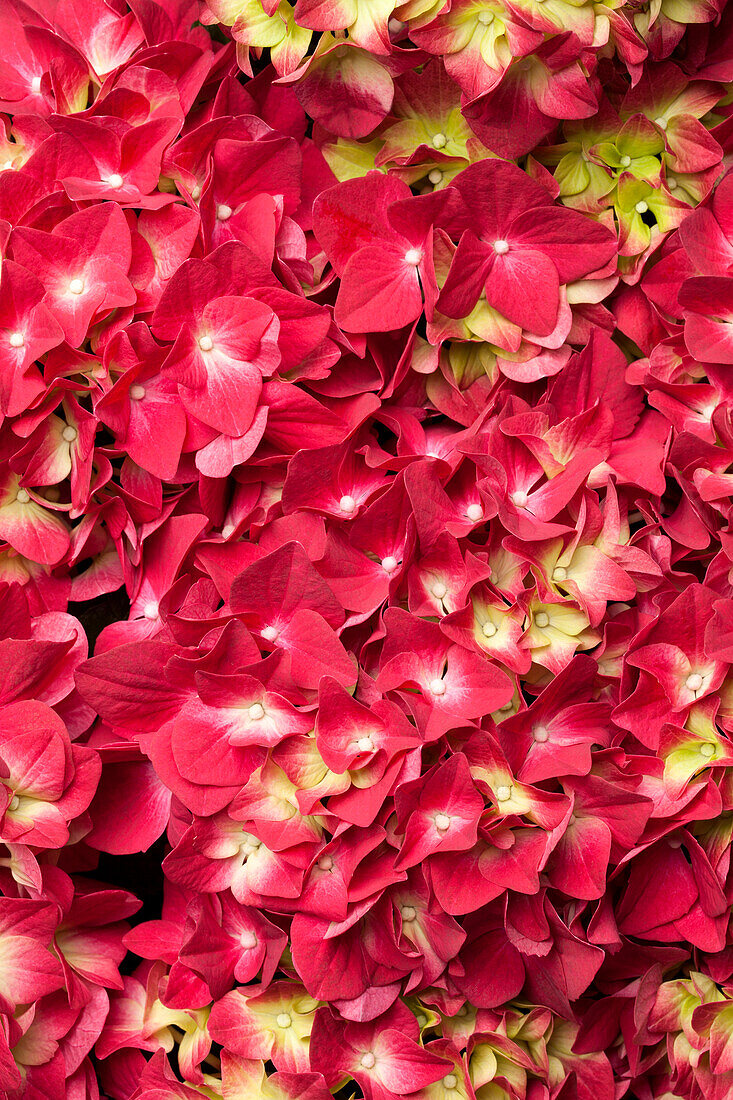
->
[261,626,279,642]
[198,335,214,351]
[620,155,631,167]
[143,602,159,620]
[478,9,494,22]
[217,204,232,221]
[404,248,423,265]
[276,1013,292,1028]
[700,743,715,758]
[248,703,265,720]
[129,383,146,400]
[686,673,704,692]
[635,201,649,214]
[443,1076,458,1090]
[466,503,483,521]
[357,736,374,753]
[401,905,417,922]
[15,489,30,504]
[535,612,550,628]
[493,239,510,255]
[511,489,528,507]
[432,581,448,599]
[339,494,356,513]
[31,76,42,94]
[62,425,77,442]
[533,725,549,743]
[239,930,257,949]
[432,133,447,149]
[482,621,497,638]
[668,178,678,190]
[106,173,123,188]
[552,566,567,581]
[428,168,443,184]
[496,784,512,801]
[435,813,451,831]
[361,1052,376,1069]
[388,17,405,33]
[8,332,24,348]
[382,555,398,573]
[69,278,85,295]
[429,678,446,695]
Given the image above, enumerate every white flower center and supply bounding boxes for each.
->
[431,581,447,599]
[496,784,512,801]
[217,204,233,221]
[69,278,85,295]
[428,169,443,184]
[478,10,494,22]
[443,1076,458,1090]
[466,503,483,521]
[686,673,704,692]
[482,621,497,638]
[552,566,567,581]
[620,155,631,167]
[143,602,159,620]
[511,489,528,507]
[106,173,123,188]
[635,201,649,214]
[261,626,279,642]
[429,678,446,695]
[381,555,398,573]
[31,76,42,94]
[533,725,549,743]
[248,703,265,720]
[401,905,417,922]
[360,1052,376,1069]
[404,248,423,265]
[493,239,510,254]
[62,425,77,442]
[700,743,715,758]
[339,494,356,513]
[432,133,447,149]
[667,178,678,190]
[357,736,374,753]
[129,383,146,400]
[239,930,257,949]
[15,489,30,504]
[534,612,550,628]
[240,835,261,856]
[198,335,214,351]
[8,332,24,348]
[276,1013,292,1029]
[435,813,451,831]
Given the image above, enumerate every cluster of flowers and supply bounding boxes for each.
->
[2,0,733,1096]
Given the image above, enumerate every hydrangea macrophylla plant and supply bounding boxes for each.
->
[0,0,733,1096]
